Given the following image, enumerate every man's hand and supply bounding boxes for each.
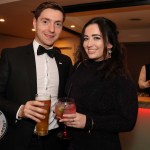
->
[18,100,47,122]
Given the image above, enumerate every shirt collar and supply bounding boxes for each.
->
[33,40,53,54]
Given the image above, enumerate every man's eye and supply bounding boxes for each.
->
[55,22,63,28]
[43,20,48,24]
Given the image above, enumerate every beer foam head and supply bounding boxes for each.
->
[35,93,51,101]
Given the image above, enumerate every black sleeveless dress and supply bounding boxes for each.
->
[145,64,150,95]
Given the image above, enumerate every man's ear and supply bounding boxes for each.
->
[33,18,36,30]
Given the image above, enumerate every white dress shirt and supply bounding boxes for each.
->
[33,40,59,130]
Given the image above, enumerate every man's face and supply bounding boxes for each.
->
[33,8,63,48]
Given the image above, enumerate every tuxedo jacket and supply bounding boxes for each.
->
[0,43,72,150]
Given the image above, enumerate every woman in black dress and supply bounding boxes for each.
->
[138,64,150,96]
[59,17,138,150]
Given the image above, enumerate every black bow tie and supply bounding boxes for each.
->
[37,45,56,58]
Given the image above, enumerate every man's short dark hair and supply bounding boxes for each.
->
[32,1,65,22]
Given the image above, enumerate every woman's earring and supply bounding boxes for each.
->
[108,49,112,54]
[107,49,112,59]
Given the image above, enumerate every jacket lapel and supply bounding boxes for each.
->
[24,44,37,99]
[54,53,64,97]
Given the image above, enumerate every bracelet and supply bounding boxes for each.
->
[91,118,94,130]
[88,117,94,133]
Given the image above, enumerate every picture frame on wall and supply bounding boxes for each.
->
[0,110,7,140]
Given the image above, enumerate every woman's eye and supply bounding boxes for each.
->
[83,37,88,41]
[94,36,101,40]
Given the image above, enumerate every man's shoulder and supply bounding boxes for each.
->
[1,43,33,53]
[2,44,33,51]
[56,53,71,61]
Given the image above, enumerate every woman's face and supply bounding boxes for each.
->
[83,23,112,61]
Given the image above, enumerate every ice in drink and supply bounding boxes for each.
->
[55,101,65,119]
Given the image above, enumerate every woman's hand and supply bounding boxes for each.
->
[59,112,86,129]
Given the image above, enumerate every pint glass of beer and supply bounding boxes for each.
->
[35,93,51,136]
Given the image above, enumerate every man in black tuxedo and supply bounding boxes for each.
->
[0,1,72,150]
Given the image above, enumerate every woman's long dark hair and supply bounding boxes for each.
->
[76,17,128,78]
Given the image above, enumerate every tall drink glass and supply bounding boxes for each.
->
[35,93,51,136]
[55,97,76,139]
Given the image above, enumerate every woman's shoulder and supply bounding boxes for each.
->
[113,74,136,90]
[74,61,83,69]
[145,64,150,69]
